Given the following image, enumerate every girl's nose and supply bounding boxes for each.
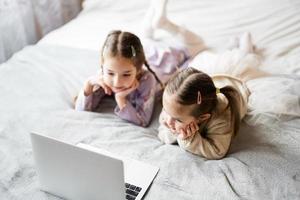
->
[113,76,122,87]
[166,116,175,127]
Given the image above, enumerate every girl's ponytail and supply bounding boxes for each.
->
[219,86,241,136]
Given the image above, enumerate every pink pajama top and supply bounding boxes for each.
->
[75,43,190,127]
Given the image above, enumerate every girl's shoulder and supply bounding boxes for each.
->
[138,69,156,83]
[208,94,231,121]
[135,70,157,95]
[204,95,232,134]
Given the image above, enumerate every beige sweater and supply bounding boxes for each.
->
[158,75,250,159]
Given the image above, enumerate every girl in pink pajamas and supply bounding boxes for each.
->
[74,0,190,127]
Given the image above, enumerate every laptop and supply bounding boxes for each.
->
[30,132,159,200]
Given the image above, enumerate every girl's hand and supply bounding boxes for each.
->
[83,75,112,96]
[115,79,139,99]
[178,122,199,140]
[115,79,139,109]
[159,110,178,133]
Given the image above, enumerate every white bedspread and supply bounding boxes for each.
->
[1,0,300,199]
[0,44,299,200]
[40,0,300,75]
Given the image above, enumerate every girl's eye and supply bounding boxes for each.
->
[108,73,114,76]
[176,119,183,123]
[123,74,131,77]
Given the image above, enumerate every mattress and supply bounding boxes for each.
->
[1,0,300,199]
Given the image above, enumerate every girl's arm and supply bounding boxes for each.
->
[157,111,177,144]
[75,87,106,111]
[114,72,156,127]
[177,117,233,159]
[75,74,110,111]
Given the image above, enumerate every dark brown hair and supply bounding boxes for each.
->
[100,30,163,87]
[165,67,241,136]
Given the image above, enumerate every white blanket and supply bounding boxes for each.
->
[0,44,299,200]
[1,0,300,199]
[40,0,300,75]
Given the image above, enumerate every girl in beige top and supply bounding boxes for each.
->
[147,0,268,159]
[158,68,252,159]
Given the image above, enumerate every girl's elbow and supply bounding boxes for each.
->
[202,150,228,160]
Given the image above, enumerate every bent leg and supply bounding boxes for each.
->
[141,0,205,58]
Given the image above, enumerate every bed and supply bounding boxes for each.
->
[1,0,300,199]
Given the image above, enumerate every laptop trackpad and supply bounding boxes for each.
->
[123,158,158,189]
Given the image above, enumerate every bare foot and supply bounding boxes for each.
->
[239,32,254,53]
[151,0,169,29]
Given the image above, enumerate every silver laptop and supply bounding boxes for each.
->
[30,132,159,200]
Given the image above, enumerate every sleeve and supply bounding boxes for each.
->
[74,87,106,111]
[114,72,156,127]
[177,114,234,159]
[157,110,177,144]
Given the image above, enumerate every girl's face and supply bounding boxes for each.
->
[102,56,138,93]
[162,91,199,131]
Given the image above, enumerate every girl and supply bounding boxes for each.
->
[75,0,190,127]
[158,67,249,160]
[75,31,159,127]
[152,0,268,159]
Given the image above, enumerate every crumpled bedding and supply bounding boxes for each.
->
[0,45,299,200]
[40,0,300,75]
[1,0,300,199]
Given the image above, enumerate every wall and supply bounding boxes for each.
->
[0,0,82,63]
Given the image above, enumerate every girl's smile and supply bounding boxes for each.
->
[102,55,138,92]
[112,86,126,92]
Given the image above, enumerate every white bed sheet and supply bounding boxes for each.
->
[1,0,300,199]
[0,44,299,200]
[39,0,300,74]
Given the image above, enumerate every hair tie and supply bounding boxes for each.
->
[131,45,136,57]
[197,91,202,104]
[216,88,221,94]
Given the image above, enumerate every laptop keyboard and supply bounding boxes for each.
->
[125,182,142,200]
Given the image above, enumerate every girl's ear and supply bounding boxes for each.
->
[197,113,211,122]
